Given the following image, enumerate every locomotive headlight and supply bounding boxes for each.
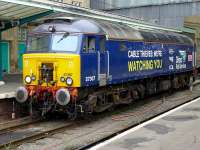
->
[66,77,73,86]
[25,76,31,84]
[60,77,65,82]
[31,75,36,81]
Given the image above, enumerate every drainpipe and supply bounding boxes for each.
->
[0,31,4,85]
[0,31,2,81]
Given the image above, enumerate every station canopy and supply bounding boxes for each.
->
[0,1,48,20]
[0,0,57,31]
[0,0,195,33]
[0,0,194,32]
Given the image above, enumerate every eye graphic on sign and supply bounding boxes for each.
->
[179,51,186,62]
[169,57,174,63]
[169,65,174,70]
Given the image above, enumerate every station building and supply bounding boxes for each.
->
[90,0,200,28]
[0,0,90,81]
[91,0,200,57]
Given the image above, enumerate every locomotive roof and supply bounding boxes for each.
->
[33,19,193,45]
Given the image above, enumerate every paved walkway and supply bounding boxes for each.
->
[0,74,22,99]
[0,81,5,86]
[91,97,200,150]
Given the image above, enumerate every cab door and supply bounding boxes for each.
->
[97,36,109,86]
[81,35,109,87]
[81,35,99,86]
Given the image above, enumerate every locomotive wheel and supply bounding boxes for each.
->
[136,84,145,99]
[130,87,140,101]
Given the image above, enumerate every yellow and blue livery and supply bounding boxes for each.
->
[15,19,195,117]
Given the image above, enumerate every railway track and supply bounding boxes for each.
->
[0,118,76,149]
[0,116,41,130]
[1,83,200,150]
[0,117,42,136]
[59,84,200,150]
[79,93,200,150]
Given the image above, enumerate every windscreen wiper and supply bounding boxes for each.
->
[57,32,70,43]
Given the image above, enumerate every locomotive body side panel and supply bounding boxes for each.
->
[107,40,194,85]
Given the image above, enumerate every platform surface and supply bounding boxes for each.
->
[92,97,200,150]
[0,74,22,99]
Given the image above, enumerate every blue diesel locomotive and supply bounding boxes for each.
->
[16,19,195,117]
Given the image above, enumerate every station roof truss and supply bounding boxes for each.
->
[0,0,196,34]
[0,0,56,31]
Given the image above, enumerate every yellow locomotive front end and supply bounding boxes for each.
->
[23,53,80,87]
[22,53,81,106]
[15,23,83,116]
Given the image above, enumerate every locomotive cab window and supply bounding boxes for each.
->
[82,37,88,53]
[27,34,49,52]
[83,36,96,53]
[88,37,96,52]
[100,37,106,52]
[28,33,81,53]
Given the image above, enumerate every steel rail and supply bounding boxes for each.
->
[0,117,42,135]
[0,121,75,149]
[0,116,39,127]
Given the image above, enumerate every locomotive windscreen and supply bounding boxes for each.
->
[27,33,82,53]
[28,34,49,52]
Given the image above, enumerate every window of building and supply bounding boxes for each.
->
[18,27,27,41]
[49,0,63,3]
[72,1,82,7]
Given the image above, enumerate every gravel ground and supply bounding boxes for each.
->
[18,85,200,150]
[0,99,26,122]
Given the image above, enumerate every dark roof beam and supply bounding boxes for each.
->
[0,10,54,31]
[13,9,46,19]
